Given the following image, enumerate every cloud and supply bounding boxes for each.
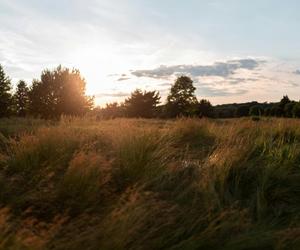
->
[198,86,248,97]
[127,59,265,98]
[293,69,300,75]
[228,59,260,70]
[190,78,249,97]
[95,92,130,98]
[227,77,258,85]
[158,82,172,87]
[117,77,131,81]
[131,59,263,79]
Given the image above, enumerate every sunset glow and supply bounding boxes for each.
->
[1,0,300,106]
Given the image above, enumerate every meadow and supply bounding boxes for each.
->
[0,117,300,250]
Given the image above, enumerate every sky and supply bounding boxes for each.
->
[1,0,300,106]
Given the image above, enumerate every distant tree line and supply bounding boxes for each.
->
[97,76,300,119]
[214,95,300,118]
[1,63,300,119]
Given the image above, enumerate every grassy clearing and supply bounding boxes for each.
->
[0,117,300,249]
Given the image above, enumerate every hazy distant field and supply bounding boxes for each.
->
[1,117,300,249]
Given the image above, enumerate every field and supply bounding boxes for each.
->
[1,117,300,249]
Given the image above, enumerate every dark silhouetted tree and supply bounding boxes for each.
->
[197,99,213,117]
[29,79,49,118]
[292,102,300,118]
[279,95,291,109]
[284,102,296,117]
[100,102,126,119]
[124,89,160,118]
[29,66,94,118]
[166,76,197,117]
[277,95,290,117]
[14,80,29,117]
[249,105,263,116]
[235,105,250,117]
[0,64,12,117]
[270,105,283,117]
[264,107,272,116]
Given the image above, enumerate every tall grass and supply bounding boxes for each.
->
[0,117,300,249]
[111,127,172,189]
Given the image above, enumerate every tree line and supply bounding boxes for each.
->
[97,76,213,119]
[214,95,300,118]
[0,65,93,119]
[96,76,300,119]
[96,76,216,118]
[0,64,300,119]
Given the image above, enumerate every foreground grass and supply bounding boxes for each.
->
[0,117,300,249]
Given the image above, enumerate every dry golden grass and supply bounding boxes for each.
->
[0,117,300,249]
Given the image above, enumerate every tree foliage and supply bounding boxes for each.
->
[124,89,160,118]
[166,76,197,117]
[292,102,300,118]
[14,80,29,117]
[99,102,125,119]
[197,99,213,117]
[249,105,263,116]
[279,95,291,109]
[29,66,93,118]
[235,105,250,117]
[284,102,296,118]
[0,65,12,117]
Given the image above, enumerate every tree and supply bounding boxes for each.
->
[0,65,12,117]
[284,102,296,118]
[235,105,250,117]
[292,102,300,118]
[279,95,291,109]
[278,95,290,117]
[124,89,160,118]
[29,66,94,118]
[14,80,29,116]
[264,107,272,116]
[166,76,197,117]
[100,102,126,119]
[249,105,263,116]
[28,79,49,118]
[197,99,213,117]
[270,105,283,117]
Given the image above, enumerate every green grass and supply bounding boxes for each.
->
[0,117,300,249]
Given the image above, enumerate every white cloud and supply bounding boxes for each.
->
[131,59,263,79]
[1,0,300,106]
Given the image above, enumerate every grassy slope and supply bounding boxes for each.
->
[0,117,300,249]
